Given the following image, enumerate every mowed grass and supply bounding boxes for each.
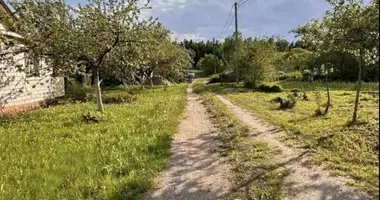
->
[0,84,187,200]
[275,80,379,91]
[222,84,379,197]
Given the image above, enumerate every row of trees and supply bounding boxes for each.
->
[293,0,378,121]
[1,0,193,112]
[193,0,378,122]
[179,36,306,69]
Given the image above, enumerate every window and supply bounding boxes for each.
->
[25,54,40,77]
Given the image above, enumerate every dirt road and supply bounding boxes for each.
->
[144,87,231,200]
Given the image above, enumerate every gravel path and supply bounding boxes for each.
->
[143,87,231,200]
[216,94,372,200]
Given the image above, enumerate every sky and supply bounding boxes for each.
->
[66,0,332,42]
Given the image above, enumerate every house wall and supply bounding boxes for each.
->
[0,51,65,115]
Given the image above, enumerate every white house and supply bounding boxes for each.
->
[0,1,64,116]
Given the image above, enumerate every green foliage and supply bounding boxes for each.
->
[257,83,283,93]
[278,81,378,91]
[65,80,94,102]
[301,69,314,82]
[179,39,223,69]
[192,80,207,94]
[292,0,379,81]
[0,84,188,199]
[239,38,278,85]
[207,74,221,84]
[278,71,302,81]
[103,93,136,104]
[197,54,223,75]
[8,0,193,112]
[290,88,301,93]
[82,111,106,123]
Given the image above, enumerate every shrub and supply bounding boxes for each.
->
[257,83,283,93]
[103,93,136,104]
[208,74,221,84]
[65,80,94,102]
[277,71,302,81]
[82,111,105,123]
[290,88,301,93]
[193,81,206,94]
[244,81,257,89]
[220,72,236,83]
[270,95,297,109]
[302,69,314,82]
[280,98,297,109]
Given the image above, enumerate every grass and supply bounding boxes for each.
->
[274,80,379,91]
[199,86,287,200]
[196,80,379,198]
[0,84,188,200]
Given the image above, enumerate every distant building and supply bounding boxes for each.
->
[0,0,64,116]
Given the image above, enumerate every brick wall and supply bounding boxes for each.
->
[0,51,65,114]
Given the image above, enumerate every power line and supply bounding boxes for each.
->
[220,15,234,40]
[238,0,251,7]
[217,4,234,40]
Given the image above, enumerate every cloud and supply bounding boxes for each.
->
[170,31,206,42]
[69,0,332,42]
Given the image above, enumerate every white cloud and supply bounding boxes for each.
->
[170,31,206,42]
[139,0,193,19]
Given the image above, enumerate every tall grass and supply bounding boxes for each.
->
[0,84,187,200]
[276,81,379,91]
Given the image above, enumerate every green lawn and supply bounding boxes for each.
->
[0,84,187,199]
[195,80,379,198]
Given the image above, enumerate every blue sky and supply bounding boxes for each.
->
[67,0,331,42]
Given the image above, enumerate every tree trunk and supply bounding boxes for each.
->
[94,67,104,113]
[324,72,331,115]
[122,78,129,93]
[141,74,145,90]
[220,74,224,86]
[352,49,363,122]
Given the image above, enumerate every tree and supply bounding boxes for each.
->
[240,39,277,87]
[222,32,243,83]
[293,0,379,122]
[10,0,155,112]
[196,54,222,76]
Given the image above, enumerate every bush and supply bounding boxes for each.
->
[277,71,302,81]
[82,111,105,123]
[220,72,236,83]
[257,83,283,93]
[290,88,301,93]
[65,80,94,102]
[280,98,297,109]
[270,95,297,109]
[193,81,206,94]
[103,93,136,104]
[278,71,287,80]
[302,69,314,82]
[244,81,257,89]
[208,74,221,84]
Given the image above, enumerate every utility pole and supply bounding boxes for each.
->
[234,1,239,83]
[213,37,216,74]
